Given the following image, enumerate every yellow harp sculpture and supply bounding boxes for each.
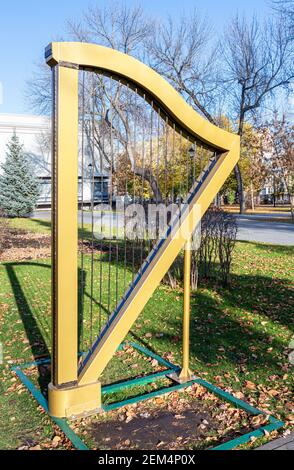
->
[45,42,240,417]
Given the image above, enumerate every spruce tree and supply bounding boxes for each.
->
[0,133,40,217]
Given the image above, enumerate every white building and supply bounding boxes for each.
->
[0,113,110,206]
[0,113,52,204]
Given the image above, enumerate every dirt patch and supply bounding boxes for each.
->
[90,401,212,450]
[74,384,269,450]
[0,229,51,262]
[0,229,104,262]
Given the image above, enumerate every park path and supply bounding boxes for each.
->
[31,210,294,246]
[257,432,294,450]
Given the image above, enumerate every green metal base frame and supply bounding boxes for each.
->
[11,342,284,451]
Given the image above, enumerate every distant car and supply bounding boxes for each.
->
[114,194,133,206]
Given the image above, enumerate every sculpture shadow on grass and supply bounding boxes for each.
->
[4,258,293,392]
[137,271,293,374]
[3,261,95,394]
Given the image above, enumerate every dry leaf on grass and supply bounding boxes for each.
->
[245,380,257,390]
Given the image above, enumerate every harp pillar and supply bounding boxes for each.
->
[179,238,194,381]
[48,63,101,418]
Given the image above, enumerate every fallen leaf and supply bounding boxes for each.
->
[245,380,257,390]
[52,435,61,448]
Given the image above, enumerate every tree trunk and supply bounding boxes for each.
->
[289,194,294,223]
[250,181,255,211]
[133,166,163,202]
[237,112,246,214]
[234,164,245,213]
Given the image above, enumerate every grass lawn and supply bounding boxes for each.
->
[7,217,51,234]
[7,217,94,239]
[0,221,293,449]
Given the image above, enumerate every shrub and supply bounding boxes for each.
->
[166,207,238,288]
[194,207,237,286]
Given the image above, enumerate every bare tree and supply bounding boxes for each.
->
[27,2,153,112]
[148,13,252,213]
[267,115,294,219]
[241,124,269,210]
[27,3,167,199]
[272,0,294,32]
[83,72,165,201]
[150,11,294,214]
[221,14,294,212]
[26,61,52,115]
[27,3,293,216]
[148,11,220,124]
[73,2,153,56]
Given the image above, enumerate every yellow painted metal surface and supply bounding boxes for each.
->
[46,41,240,415]
[46,42,237,151]
[48,381,101,418]
[78,147,239,384]
[179,239,193,381]
[51,65,79,386]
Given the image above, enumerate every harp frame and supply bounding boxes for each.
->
[45,42,240,418]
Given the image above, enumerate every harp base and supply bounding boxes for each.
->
[48,381,101,419]
[167,371,198,384]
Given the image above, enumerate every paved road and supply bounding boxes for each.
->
[32,209,124,228]
[234,214,294,246]
[31,210,294,246]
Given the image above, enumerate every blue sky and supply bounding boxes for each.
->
[0,0,270,114]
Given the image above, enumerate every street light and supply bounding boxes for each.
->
[188,145,195,158]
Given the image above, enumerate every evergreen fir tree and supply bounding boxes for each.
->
[0,133,40,217]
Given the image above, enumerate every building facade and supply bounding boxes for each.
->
[0,113,109,207]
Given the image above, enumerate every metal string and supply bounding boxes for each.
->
[156,108,160,206]
[148,102,154,252]
[90,73,95,346]
[179,130,183,201]
[164,115,168,203]
[186,136,190,196]
[115,91,120,308]
[107,76,114,316]
[80,70,85,353]
[80,72,219,349]
[171,123,176,205]
[98,75,105,331]
[131,88,138,282]
[123,130,128,296]
[193,141,197,184]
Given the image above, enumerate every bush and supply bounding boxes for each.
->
[166,207,238,288]
[195,207,237,286]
